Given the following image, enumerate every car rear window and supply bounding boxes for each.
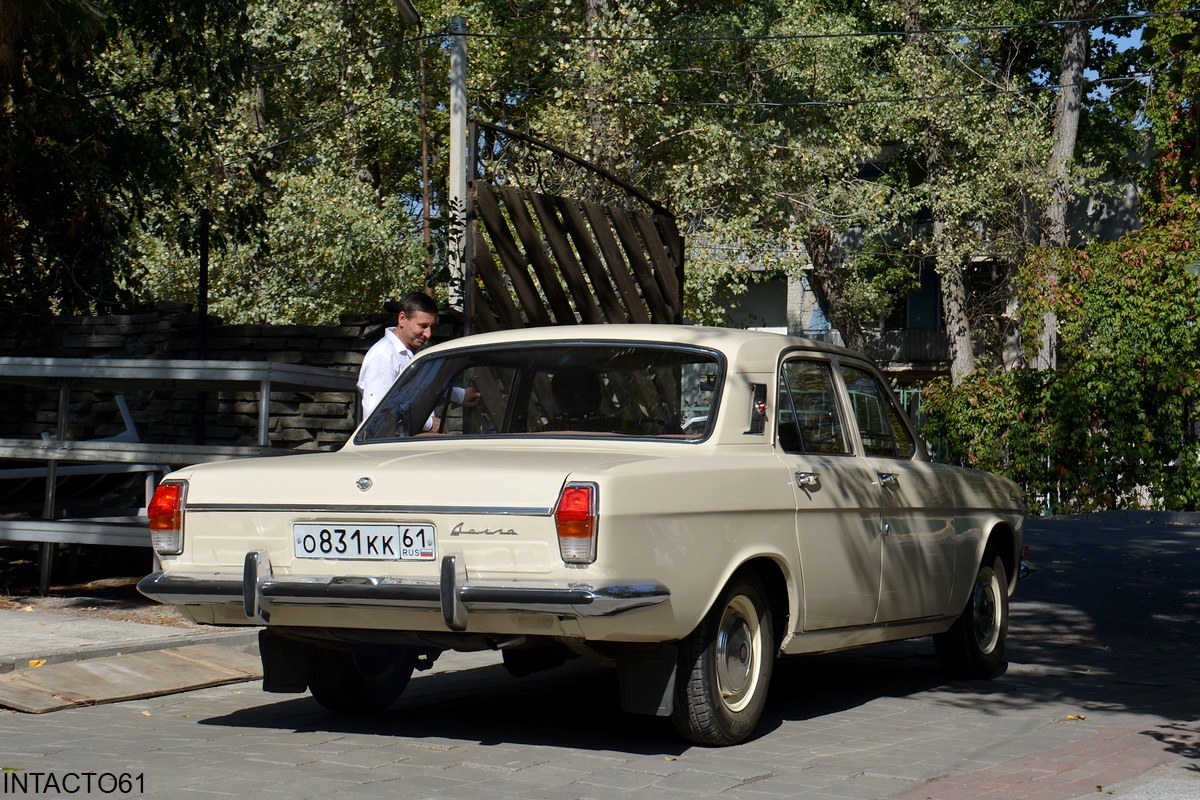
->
[355,342,723,443]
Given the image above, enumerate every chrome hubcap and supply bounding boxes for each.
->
[716,595,759,712]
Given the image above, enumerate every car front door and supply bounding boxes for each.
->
[777,357,882,631]
[839,363,958,623]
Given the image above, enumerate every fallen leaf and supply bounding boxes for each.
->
[1067,714,1086,721]
[141,711,151,717]
[27,659,46,668]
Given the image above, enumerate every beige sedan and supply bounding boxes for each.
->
[139,325,1026,746]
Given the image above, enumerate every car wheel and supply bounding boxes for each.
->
[671,571,774,746]
[307,648,414,714]
[934,555,1009,679]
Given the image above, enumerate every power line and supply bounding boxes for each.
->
[188,8,1170,181]
[253,29,442,73]
[463,8,1199,44]
[469,73,1149,111]
[236,7,1196,80]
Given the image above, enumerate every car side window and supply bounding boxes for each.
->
[839,365,916,458]
[777,360,849,455]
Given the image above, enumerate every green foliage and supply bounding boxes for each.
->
[919,369,1056,506]
[1141,0,1200,217]
[924,196,1200,513]
[132,162,425,323]
[0,0,250,315]
[0,0,1186,342]
[127,0,433,323]
[895,1,1200,513]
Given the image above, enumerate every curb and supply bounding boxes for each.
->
[1041,510,1200,525]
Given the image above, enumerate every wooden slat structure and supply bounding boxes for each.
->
[465,123,685,334]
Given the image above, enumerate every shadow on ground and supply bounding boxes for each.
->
[6,520,1198,756]
[193,519,1200,754]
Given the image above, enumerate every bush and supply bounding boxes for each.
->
[921,198,1200,514]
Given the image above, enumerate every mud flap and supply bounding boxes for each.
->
[259,629,313,693]
[616,642,677,716]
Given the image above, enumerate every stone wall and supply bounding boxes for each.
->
[0,305,461,452]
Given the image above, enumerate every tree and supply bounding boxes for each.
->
[1019,0,1152,371]
[0,0,250,316]
[1142,0,1200,217]
[848,0,1055,383]
[130,0,429,324]
[923,1,1200,512]
[447,0,932,329]
[18,0,1156,341]
[900,0,980,384]
[926,202,1200,511]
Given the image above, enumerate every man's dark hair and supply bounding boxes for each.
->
[398,291,439,318]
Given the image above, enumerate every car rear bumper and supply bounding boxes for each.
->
[138,550,671,631]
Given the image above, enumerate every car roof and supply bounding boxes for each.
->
[421,324,863,367]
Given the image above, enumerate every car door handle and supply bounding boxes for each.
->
[878,472,898,486]
[795,471,820,487]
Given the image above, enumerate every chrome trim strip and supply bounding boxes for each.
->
[184,503,553,516]
[138,569,671,619]
[137,572,242,606]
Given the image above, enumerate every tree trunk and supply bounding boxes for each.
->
[803,226,868,353]
[1035,0,1089,371]
[1043,3,1087,247]
[939,259,975,384]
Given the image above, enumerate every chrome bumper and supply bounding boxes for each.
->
[137,550,671,631]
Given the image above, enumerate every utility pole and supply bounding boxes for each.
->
[448,16,468,309]
[419,23,433,295]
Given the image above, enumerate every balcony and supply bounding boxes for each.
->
[804,329,949,370]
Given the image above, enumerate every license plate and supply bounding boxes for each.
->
[293,524,436,561]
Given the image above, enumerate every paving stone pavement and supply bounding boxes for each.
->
[0,516,1198,799]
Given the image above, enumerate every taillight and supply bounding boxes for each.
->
[555,482,597,564]
[148,480,187,556]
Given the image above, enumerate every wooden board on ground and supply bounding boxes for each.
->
[0,644,262,713]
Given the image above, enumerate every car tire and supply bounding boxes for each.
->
[671,571,774,746]
[934,555,1009,679]
[307,648,414,714]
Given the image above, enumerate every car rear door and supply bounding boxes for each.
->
[776,356,882,631]
[838,362,958,623]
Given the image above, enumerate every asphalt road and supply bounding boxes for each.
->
[1,515,1198,799]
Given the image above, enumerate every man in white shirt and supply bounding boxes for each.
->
[357,292,440,418]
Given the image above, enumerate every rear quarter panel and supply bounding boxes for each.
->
[586,448,799,640]
[933,463,1025,612]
